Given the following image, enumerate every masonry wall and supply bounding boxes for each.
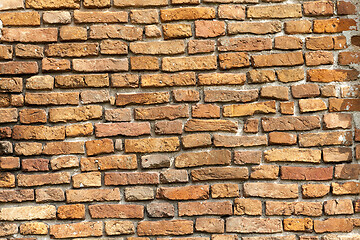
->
[0,0,359,239]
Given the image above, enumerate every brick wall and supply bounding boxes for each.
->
[0,0,359,239]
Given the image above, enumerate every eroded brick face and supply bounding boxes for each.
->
[0,0,359,239]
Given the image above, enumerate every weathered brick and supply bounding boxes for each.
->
[285,20,312,34]
[324,199,354,215]
[105,220,135,235]
[114,0,168,7]
[50,222,102,239]
[0,189,33,202]
[219,52,250,69]
[211,183,239,198]
[155,120,183,135]
[161,7,215,21]
[59,26,87,41]
[43,11,71,24]
[163,56,217,72]
[262,116,320,131]
[0,0,24,10]
[264,148,321,163]
[219,5,245,20]
[313,18,357,33]
[111,74,139,88]
[130,9,158,24]
[179,201,232,217]
[146,202,175,218]
[223,101,276,117]
[305,51,334,66]
[0,45,12,60]
[43,141,84,155]
[184,119,238,132]
[195,20,225,38]
[175,149,230,168]
[275,36,302,50]
[73,58,128,72]
[26,0,80,9]
[131,56,159,71]
[323,147,352,163]
[199,73,246,86]
[55,74,109,88]
[192,167,248,181]
[45,43,98,58]
[57,204,85,219]
[266,201,322,216]
[229,21,281,35]
[234,198,262,215]
[160,169,189,183]
[16,44,43,58]
[247,4,301,18]
[329,98,360,112]
[250,165,279,179]
[277,68,304,83]
[66,123,93,138]
[18,172,70,187]
[299,131,352,147]
[26,76,53,90]
[299,98,327,113]
[0,12,40,26]
[0,205,56,221]
[66,189,121,203]
[218,38,272,52]
[163,23,192,39]
[269,132,297,145]
[188,39,215,54]
[284,218,313,232]
[116,92,169,106]
[252,52,304,67]
[226,217,282,233]
[85,138,114,156]
[0,157,19,170]
[332,182,360,195]
[35,188,65,203]
[213,135,267,147]
[338,1,356,15]
[138,220,193,236]
[314,218,353,233]
[49,105,102,123]
[105,172,159,186]
[303,1,334,16]
[0,61,38,75]
[281,166,333,180]
[156,185,209,200]
[81,154,137,171]
[72,172,101,188]
[105,109,131,122]
[244,183,298,199]
[42,58,71,72]
[307,69,358,82]
[302,184,330,198]
[22,158,49,172]
[89,25,143,41]
[334,164,360,180]
[0,172,15,187]
[89,203,144,218]
[125,137,179,153]
[12,125,65,140]
[0,108,17,123]
[95,122,150,137]
[83,0,110,8]
[0,141,13,155]
[0,78,23,92]
[195,218,224,233]
[125,186,155,201]
[1,28,57,42]
[0,127,12,139]
[248,70,276,84]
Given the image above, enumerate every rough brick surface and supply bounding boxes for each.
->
[0,0,359,238]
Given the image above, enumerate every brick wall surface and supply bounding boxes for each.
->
[0,0,359,239]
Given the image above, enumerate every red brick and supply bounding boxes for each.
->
[191,167,248,181]
[0,157,19,170]
[0,189,34,202]
[269,132,297,145]
[338,52,360,65]
[42,58,71,72]
[337,1,356,15]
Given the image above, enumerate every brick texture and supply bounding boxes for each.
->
[0,0,358,238]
